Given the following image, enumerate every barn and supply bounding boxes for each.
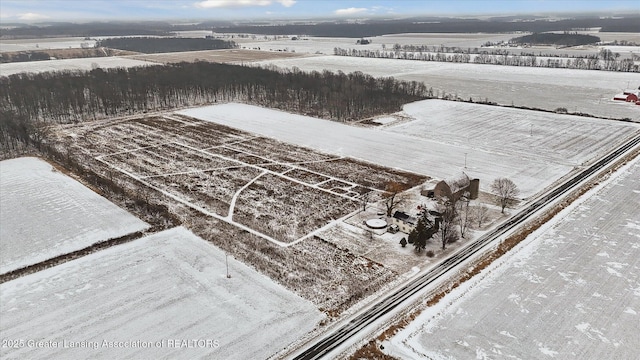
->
[613,90,639,102]
[420,172,479,201]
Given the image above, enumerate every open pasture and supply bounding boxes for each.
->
[0,227,322,360]
[64,114,423,245]
[0,157,149,274]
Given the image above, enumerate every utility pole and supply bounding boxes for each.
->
[464,152,467,169]
[226,253,231,278]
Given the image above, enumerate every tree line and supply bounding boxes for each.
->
[1,48,125,64]
[510,33,601,46]
[96,37,238,54]
[0,62,428,155]
[333,47,639,72]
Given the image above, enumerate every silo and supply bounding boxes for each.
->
[468,178,480,199]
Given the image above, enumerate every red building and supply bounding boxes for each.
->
[613,89,639,102]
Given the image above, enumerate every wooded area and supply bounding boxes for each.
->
[510,33,600,46]
[0,62,427,155]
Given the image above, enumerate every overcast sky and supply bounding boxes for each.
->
[0,0,637,22]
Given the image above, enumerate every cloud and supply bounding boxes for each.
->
[277,0,296,7]
[334,7,368,16]
[195,0,295,8]
[18,12,50,21]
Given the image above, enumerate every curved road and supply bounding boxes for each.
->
[291,134,640,360]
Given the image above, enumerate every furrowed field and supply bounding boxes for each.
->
[0,227,322,360]
[0,157,149,274]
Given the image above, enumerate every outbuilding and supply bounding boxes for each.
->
[613,90,639,102]
[420,172,479,201]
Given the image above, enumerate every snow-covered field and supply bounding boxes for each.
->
[0,56,159,77]
[385,157,640,359]
[0,37,97,52]
[0,157,149,274]
[214,32,601,58]
[254,55,640,120]
[0,226,322,359]
[178,101,639,198]
[392,100,635,167]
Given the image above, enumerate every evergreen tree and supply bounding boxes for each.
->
[410,214,435,253]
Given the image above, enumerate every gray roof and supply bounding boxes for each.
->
[392,211,417,225]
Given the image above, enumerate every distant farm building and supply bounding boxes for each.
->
[613,89,639,103]
[390,211,417,234]
[421,172,479,201]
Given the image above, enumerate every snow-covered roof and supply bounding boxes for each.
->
[613,93,630,100]
[422,179,441,190]
[392,211,417,225]
[445,172,470,194]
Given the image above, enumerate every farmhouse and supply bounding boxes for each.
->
[390,210,418,234]
[420,172,479,201]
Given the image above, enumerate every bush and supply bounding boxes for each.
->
[400,237,407,247]
[426,250,435,257]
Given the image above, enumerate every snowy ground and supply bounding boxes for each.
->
[0,157,149,274]
[0,37,97,52]
[0,226,322,360]
[0,56,160,77]
[321,186,506,275]
[177,101,639,199]
[392,100,636,171]
[253,55,640,120]
[236,32,639,60]
[384,156,640,360]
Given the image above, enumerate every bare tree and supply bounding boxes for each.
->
[29,120,52,151]
[475,203,489,228]
[384,181,406,217]
[457,192,472,238]
[490,178,519,214]
[360,191,371,212]
[436,198,459,250]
